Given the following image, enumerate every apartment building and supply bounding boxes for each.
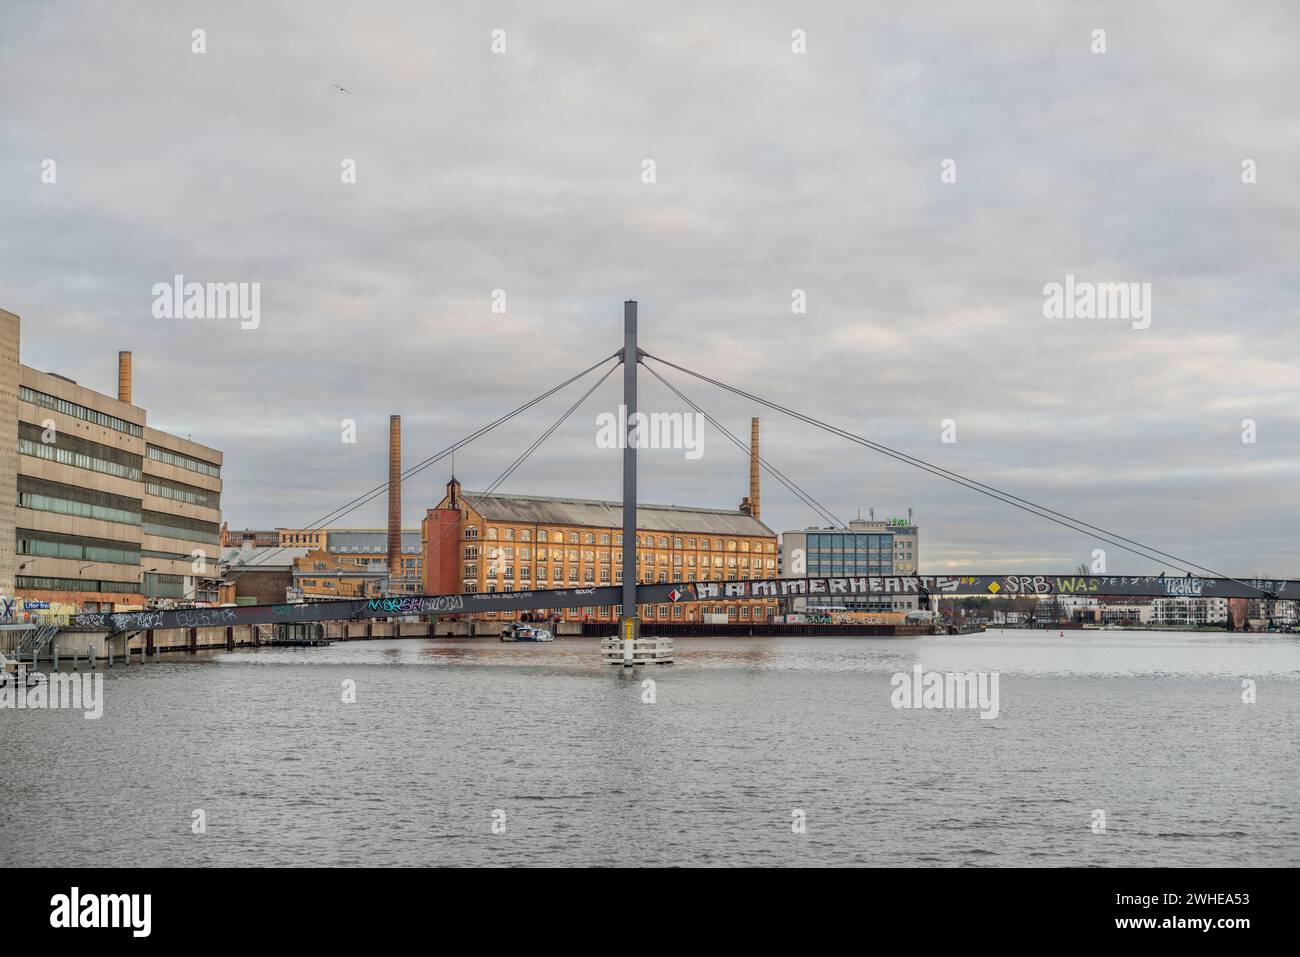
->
[1151,596,1229,626]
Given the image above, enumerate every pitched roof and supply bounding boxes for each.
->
[457,491,774,537]
[220,546,313,569]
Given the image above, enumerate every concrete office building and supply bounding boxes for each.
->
[1,308,223,614]
[0,311,20,599]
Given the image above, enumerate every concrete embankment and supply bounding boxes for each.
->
[13,619,578,660]
[579,622,932,638]
[8,619,933,663]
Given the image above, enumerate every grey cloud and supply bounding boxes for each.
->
[1,0,1297,574]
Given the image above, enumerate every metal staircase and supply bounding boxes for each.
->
[14,623,61,659]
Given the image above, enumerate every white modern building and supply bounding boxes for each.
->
[1151,597,1229,626]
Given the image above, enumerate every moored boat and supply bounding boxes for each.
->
[500,623,554,642]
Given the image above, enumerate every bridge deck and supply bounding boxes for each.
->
[65,574,1297,634]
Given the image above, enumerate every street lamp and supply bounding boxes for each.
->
[76,564,95,612]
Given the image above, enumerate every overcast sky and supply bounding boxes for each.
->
[2,1,1297,576]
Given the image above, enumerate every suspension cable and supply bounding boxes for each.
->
[223,352,619,581]
[482,363,619,499]
[642,362,846,529]
[642,351,1250,584]
[433,363,621,565]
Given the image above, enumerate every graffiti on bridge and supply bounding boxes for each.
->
[693,575,1288,601]
[696,576,980,600]
[366,595,466,615]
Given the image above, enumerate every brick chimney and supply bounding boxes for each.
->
[117,351,133,404]
[387,415,402,587]
[739,418,761,519]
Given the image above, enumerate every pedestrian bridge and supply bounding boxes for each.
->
[67,573,1297,635]
[27,301,1293,646]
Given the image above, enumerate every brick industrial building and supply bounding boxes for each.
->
[422,423,779,625]
[220,526,424,595]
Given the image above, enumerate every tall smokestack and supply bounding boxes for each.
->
[117,351,133,404]
[387,415,402,588]
[749,417,760,520]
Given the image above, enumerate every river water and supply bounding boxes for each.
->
[3,630,1297,867]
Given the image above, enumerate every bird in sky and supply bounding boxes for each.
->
[333,84,352,94]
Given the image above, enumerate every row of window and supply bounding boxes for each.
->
[17,528,143,566]
[806,533,896,549]
[20,385,144,437]
[282,533,326,546]
[343,556,422,568]
[16,575,139,594]
[142,510,221,545]
[145,477,220,510]
[147,444,222,479]
[475,545,776,567]
[478,604,773,621]
[142,572,186,599]
[475,566,617,582]
[503,569,760,583]
[466,566,766,589]
[18,429,143,482]
[142,549,201,565]
[633,536,774,553]
[807,562,894,575]
[642,555,774,568]
[17,479,143,527]
[477,525,774,553]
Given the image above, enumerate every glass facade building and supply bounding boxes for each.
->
[781,519,920,613]
[803,530,895,609]
[804,532,894,577]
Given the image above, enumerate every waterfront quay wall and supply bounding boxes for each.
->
[580,622,930,638]
[13,619,929,661]
[19,619,552,659]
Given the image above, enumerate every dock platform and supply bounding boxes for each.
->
[600,636,674,666]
